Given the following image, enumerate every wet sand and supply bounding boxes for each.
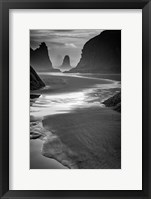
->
[43,107,121,169]
[30,139,67,169]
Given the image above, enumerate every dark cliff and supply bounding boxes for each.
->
[30,42,59,72]
[69,30,121,73]
[30,66,45,90]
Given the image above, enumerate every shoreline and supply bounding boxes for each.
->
[30,121,69,169]
[31,73,120,95]
[30,74,121,169]
[30,139,68,169]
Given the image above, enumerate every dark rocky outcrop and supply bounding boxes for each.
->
[103,92,121,112]
[30,94,41,99]
[114,102,121,112]
[68,30,121,73]
[30,132,42,139]
[30,66,45,90]
[30,42,59,72]
[60,55,72,72]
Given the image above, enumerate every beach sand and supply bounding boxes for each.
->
[42,107,121,169]
[30,139,67,169]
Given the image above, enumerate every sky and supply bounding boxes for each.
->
[30,29,103,67]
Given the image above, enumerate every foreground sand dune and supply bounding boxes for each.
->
[42,107,121,169]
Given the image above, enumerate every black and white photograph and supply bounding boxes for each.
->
[30,29,121,169]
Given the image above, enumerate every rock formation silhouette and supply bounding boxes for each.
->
[30,66,45,90]
[103,92,121,112]
[69,30,121,73]
[30,42,59,72]
[60,55,72,72]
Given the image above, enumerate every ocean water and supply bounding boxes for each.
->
[30,73,121,119]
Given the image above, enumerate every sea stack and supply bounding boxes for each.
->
[30,42,59,72]
[30,66,45,90]
[69,30,121,73]
[60,55,72,72]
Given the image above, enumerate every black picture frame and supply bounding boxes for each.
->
[0,0,150,198]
